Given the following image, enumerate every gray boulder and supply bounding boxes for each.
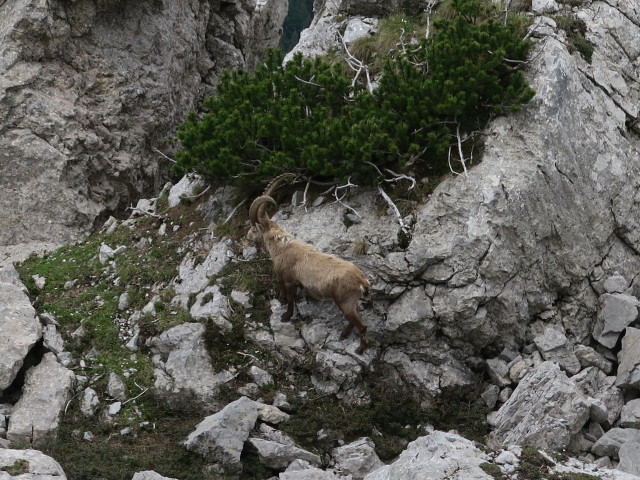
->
[489,362,590,450]
[0,280,42,393]
[184,396,258,471]
[592,428,640,459]
[593,293,639,348]
[331,437,384,480]
[620,399,640,428]
[132,471,179,480]
[280,460,341,480]
[573,367,624,427]
[618,441,640,476]
[0,448,67,479]
[146,322,233,406]
[246,437,321,470]
[616,327,640,390]
[0,0,287,256]
[533,326,580,374]
[7,353,75,445]
[363,431,491,480]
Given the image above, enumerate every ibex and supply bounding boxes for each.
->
[247,176,370,354]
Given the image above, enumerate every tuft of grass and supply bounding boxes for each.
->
[1,460,30,475]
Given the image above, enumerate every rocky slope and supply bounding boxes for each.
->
[2,0,640,478]
[0,0,287,264]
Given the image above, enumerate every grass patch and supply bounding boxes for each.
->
[38,394,218,480]
[1,460,30,475]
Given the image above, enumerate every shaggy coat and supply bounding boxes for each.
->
[248,194,370,354]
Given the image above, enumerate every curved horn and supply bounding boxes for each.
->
[249,195,277,225]
[262,173,296,197]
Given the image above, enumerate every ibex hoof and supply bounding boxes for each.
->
[355,343,366,355]
[281,313,292,322]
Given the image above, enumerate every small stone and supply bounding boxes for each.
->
[83,431,94,442]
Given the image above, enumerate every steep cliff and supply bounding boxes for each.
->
[0,0,287,264]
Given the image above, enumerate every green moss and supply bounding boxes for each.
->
[1,460,30,476]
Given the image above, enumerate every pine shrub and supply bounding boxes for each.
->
[173,0,535,187]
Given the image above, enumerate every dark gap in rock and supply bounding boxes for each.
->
[0,339,48,405]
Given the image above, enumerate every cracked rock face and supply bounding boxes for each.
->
[0,0,287,264]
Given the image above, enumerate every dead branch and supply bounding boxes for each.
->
[223,198,247,224]
[332,177,361,220]
[154,147,176,164]
[378,186,410,235]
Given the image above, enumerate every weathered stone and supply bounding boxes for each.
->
[7,353,75,445]
[132,472,179,480]
[592,428,640,459]
[618,441,640,476]
[184,396,258,470]
[573,344,613,374]
[616,327,640,390]
[593,294,639,348]
[172,241,233,307]
[80,387,100,417]
[603,273,629,293]
[0,448,67,479]
[331,437,384,480]
[107,372,127,402]
[247,437,322,470]
[363,431,491,480]
[249,365,274,387]
[42,324,64,355]
[533,326,581,374]
[167,175,206,208]
[481,384,500,409]
[280,460,341,480]
[255,402,289,425]
[188,285,232,333]
[620,399,640,428]
[146,322,233,405]
[573,368,624,427]
[489,362,590,450]
[486,358,511,388]
[0,0,287,257]
[0,280,42,392]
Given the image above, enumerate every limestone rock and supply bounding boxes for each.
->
[132,472,179,480]
[363,431,491,480]
[80,387,100,417]
[620,399,640,428]
[7,353,75,445]
[146,322,233,405]
[183,396,259,471]
[616,327,640,390]
[0,448,67,479]
[593,293,639,348]
[574,344,613,374]
[489,362,590,450]
[570,367,624,427]
[618,441,640,476]
[280,460,341,480]
[0,0,287,256]
[107,372,127,402]
[0,280,42,392]
[592,428,640,459]
[246,437,322,470]
[331,437,384,480]
[533,326,581,374]
[603,273,629,294]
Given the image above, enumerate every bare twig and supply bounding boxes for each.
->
[126,206,165,220]
[182,185,211,200]
[364,161,416,190]
[122,388,149,405]
[332,177,361,220]
[294,75,322,87]
[154,147,176,164]
[300,179,312,211]
[456,124,469,178]
[331,23,374,93]
[378,186,410,235]
[223,198,247,224]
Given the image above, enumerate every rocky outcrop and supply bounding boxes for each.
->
[0,0,287,264]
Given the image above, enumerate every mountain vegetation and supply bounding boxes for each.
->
[174,0,535,188]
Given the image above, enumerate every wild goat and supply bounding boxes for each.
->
[247,181,370,354]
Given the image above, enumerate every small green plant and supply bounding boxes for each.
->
[174,0,534,188]
[1,460,30,475]
[480,462,507,479]
[553,15,594,63]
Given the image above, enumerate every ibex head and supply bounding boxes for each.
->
[246,173,296,243]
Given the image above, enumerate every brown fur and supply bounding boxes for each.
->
[248,195,370,354]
